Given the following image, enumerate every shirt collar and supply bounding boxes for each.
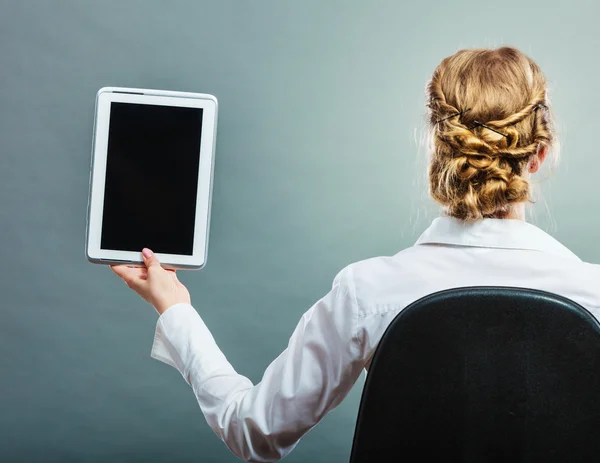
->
[415,216,581,261]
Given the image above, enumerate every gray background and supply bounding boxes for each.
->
[2,0,599,461]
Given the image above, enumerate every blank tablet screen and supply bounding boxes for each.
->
[100,102,203,255]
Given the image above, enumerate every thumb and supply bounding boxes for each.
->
[142,248,161,270]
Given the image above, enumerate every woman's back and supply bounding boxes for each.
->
[350,216,600,369]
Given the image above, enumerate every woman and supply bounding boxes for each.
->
[111,46,600,462]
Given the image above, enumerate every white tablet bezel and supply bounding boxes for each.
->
[85,87,218,271]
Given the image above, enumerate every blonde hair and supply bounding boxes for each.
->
[426,46,557,221]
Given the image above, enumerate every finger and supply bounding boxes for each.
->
[127,267,149,282]
[110,264,134,279]
[111,265,148,286]
[111,264,144,277]
[141,248,163,272]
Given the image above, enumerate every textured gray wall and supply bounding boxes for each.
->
[2,0,599,461]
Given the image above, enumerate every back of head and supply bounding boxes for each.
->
[426,47,557,221]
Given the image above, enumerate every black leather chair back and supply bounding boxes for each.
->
[350,287,600,463]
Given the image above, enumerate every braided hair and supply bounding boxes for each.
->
[425,47,557,221]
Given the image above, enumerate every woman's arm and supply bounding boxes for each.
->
[151,265,365,462]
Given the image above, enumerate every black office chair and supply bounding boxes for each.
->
[350,287,600,463]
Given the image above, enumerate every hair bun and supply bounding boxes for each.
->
[425,47,555,220]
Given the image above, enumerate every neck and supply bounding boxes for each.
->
[504,203,526,221]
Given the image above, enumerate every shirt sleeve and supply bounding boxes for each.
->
[150,264,365,462]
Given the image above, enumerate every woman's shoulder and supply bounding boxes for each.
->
[340,246,426,305]
[343,248,412,280]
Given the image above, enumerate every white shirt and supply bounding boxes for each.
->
[150,216,600,462]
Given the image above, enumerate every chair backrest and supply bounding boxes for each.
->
[349,286,600,463]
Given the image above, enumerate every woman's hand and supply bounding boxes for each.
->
[110,248,191,315]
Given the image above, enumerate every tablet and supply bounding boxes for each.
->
[85,87,218,270]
